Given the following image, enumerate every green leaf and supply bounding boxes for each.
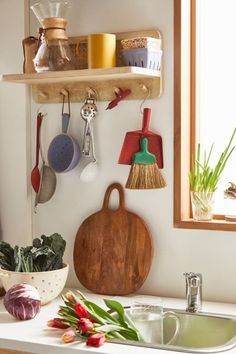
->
[123,313,144,341]
[76,290,89,301]
[0,234,66,273]
[0,241,15,270]
[32,233,66,272]
[189,129,236,192]
[104,299,127,326]
[95,324,140,341]
[106,331,127,340]
[83,300,119,324]
[119,328,140,341]
[95,324,123,333]
[102,299,143,341]
[14,246,23,272]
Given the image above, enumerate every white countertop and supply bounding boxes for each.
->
[1,290,236,354]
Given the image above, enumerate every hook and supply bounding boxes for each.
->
[139,85,151,114]
[114,87,121,95]
[106,87,131,110]
[36,105,47,117]
[86,87,98,100]
[37,105,43,114]
[61,90,70,116]
[60,88,69,97]
[38,91,48,99]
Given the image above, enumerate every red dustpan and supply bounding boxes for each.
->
[118,108,164,168]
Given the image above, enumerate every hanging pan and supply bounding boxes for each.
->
[37,117,57,205]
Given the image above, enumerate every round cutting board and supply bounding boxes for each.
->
[73,183,153,295]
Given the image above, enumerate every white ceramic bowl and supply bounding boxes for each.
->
[0,264,69,305]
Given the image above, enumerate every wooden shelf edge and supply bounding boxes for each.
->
[0,350,33,354]
[1,67,160,84]
[174,218,236,231]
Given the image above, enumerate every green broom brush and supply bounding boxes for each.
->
[125,137,166,189]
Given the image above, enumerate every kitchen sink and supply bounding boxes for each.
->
[111,307,236,353]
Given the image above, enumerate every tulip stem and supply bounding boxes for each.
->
[110,331,127,340]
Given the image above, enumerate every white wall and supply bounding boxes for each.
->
[1,0,236,303]
[0,0,32,247]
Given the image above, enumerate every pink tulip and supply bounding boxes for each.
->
[77,318,94,333]
[62,329,76,343]
[74,302,89,318]
[47,318,70,329]
[86,333,106,347]
[65,291,76,303]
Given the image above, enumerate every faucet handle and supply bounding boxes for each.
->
[184,272,202,313]
[184,272,202,287]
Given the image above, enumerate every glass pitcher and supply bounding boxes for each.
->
[31,1,75,72]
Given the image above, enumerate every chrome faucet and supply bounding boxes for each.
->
[184,272,202,313]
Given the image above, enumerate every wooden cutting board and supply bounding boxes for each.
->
[73,183,153,295]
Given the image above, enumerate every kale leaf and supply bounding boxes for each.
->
[0,234,66,272]
[0,241,15,270]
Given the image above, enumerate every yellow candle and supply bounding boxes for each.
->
[88,33,116,69]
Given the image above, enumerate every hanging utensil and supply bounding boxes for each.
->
[80,121,98,182]
[31,112,43,193]
[37,118,57,205]
[79,90,98,182]
[48,91,81,173]
[118,107,164,168]
[80,91,98,157]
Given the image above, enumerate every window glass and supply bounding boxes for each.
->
[197,0,236,213]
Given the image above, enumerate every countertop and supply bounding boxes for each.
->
[1,290,236,354]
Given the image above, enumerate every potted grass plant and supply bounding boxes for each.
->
[188,129,236,221]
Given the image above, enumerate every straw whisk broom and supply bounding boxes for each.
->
[125,137,166,189]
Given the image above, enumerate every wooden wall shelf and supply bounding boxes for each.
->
[1,67,160,84]
[1,67,161,103]
[0,30,162,103]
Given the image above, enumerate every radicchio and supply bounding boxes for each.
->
[4,283,41,320]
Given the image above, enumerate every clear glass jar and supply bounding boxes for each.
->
[31,2,75,72]
[191,191,214,221]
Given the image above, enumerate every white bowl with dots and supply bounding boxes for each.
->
[0,264,69,305]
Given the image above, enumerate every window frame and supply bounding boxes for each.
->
[174,0,236,231]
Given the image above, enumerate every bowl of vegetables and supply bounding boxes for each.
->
[0,233,68,305]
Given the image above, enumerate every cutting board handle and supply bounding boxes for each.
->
[102,183,125,210]
[142,108,151,133]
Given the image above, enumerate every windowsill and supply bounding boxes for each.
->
[174,218,236,231]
